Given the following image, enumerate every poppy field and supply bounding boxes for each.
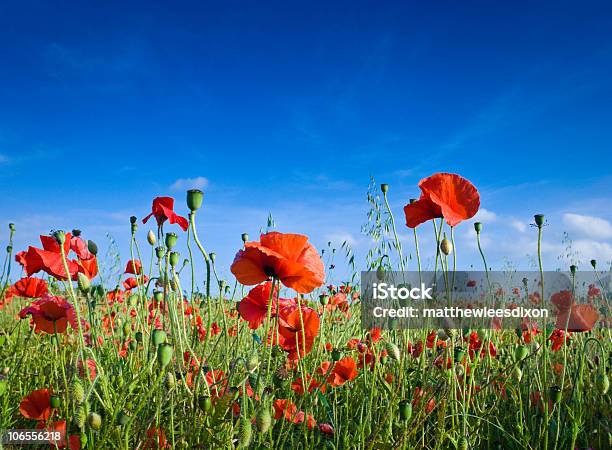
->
[0,173,609,450]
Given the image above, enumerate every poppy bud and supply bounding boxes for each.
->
[474,222,482,233]
[237,416,252,448]
[198,395,212,412]
[117,410,130,426]
[50,395,61,408]
[246,349,259,372]
[152,329,167,346]
[596,373,609,394]
[134,331,143,343]
[398,400,412,420]
[87,240,98,256]
[74,405,87,428]
[157,343,173,367]
[9,223,15,231]
[319,294,329,306]
[165,372,176,389]
[515,345,529,362]
[77,273,90,293]
[570,265,576,274]
[169,251,180,268]
[381,183,389,193]
[122,322,131,336]
[153,291,163,303]
[256,407,272,433]
[70,378,85,403]
[165,233,177,250]
[187,189,204,211]
[87,412,102,430]
[376,265,385,281]
[590,259,597,269]
[1,366,9,375]
[147,230,156,246]
[128,294,138,307]
[155,246,166,259]
[549,386,562,403]
[512,366,523,382]
[440,238,452,256]
[534,214,545,227]
[385,341,401,361]
[458,437,468,450]
[53,230,66,245]
[331,348,342,361]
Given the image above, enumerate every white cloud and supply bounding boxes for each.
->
[572,239,612,262]
[473,208,497,223]
[170,176,209,192]
[563,213,612,239]
[325,232,358,247]
[510,219,527,233]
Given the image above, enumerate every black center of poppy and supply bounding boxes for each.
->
[264,266,276,277]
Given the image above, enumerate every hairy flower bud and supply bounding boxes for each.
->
[77,273,91,293]
[147,230,156,246]
[87,412,102,430]
[440,238,453,256]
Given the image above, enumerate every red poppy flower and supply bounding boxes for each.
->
[327,356,358,387]
[78,358,97,381]
[230,232,325,294]
[70,235,93,260]
[551,290,599,331]
[404,173,480,228]
[143,427,169,449]
[19,294,79,334]
[238,282,292,330]
[10,277,48,298]
[20,388,52,420]
[36,420,70,448]
[77,256,98,280]
[273,399,302,423]
[22,233,79,280]
[318,423,334,435]
[125,259,143,275]
[549,329,570,351]
[123,276,148,290]
[276,304,320,360]
[142,197,188,231]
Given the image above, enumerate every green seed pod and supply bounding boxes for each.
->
[590,259,597,269]
[246,349,259,372]
[256,407,272,433]
[122,322,131,337]
[241,233,249,243]
[165,233,178,250]
[198,395,212,413]
[549,386,562,404]
[331,348,342,362]
[169,251,180,267]
[596,373,609,395]
[147,230,157,246]
[454,347,466,363]
[319,294,329,306]
[440,238,453,256]
[237,416,252,448]
[74,405,87,428]
[376,265,385,281]
[474,222,482,233]
[77,273,90,293]
[187,189,204,211]
[380,183,389,193]
[534,214,545,227]
[515,345,529,362]
[385,341,401,361]
[50,395,61,408]
[153,291,164,302]
[157,343,173,367]
[87,411,102,431]
[70,378,85,403]
[155,246,166,259]
[135,331,143,343]
[398,400,412,421]
[151,329,167,347]
[165,372,176,389]
[458,436,468,450]
[117,410,130,426]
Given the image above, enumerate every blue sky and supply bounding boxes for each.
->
[1,1,611,286]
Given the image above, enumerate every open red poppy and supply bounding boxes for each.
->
[238,282,293,330]
[22,233,79,280]
[276,304,320,360]
[125,259,143,275]
[19,294,79,334]
[142,197,188,231]
[230,232,325,294]
[10,277,48,298]
[327,356,358,387]
[19,388,52,421]
[404,173,480,228]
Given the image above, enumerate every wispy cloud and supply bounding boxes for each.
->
[170,177,209,192]
[563,213,612,239]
